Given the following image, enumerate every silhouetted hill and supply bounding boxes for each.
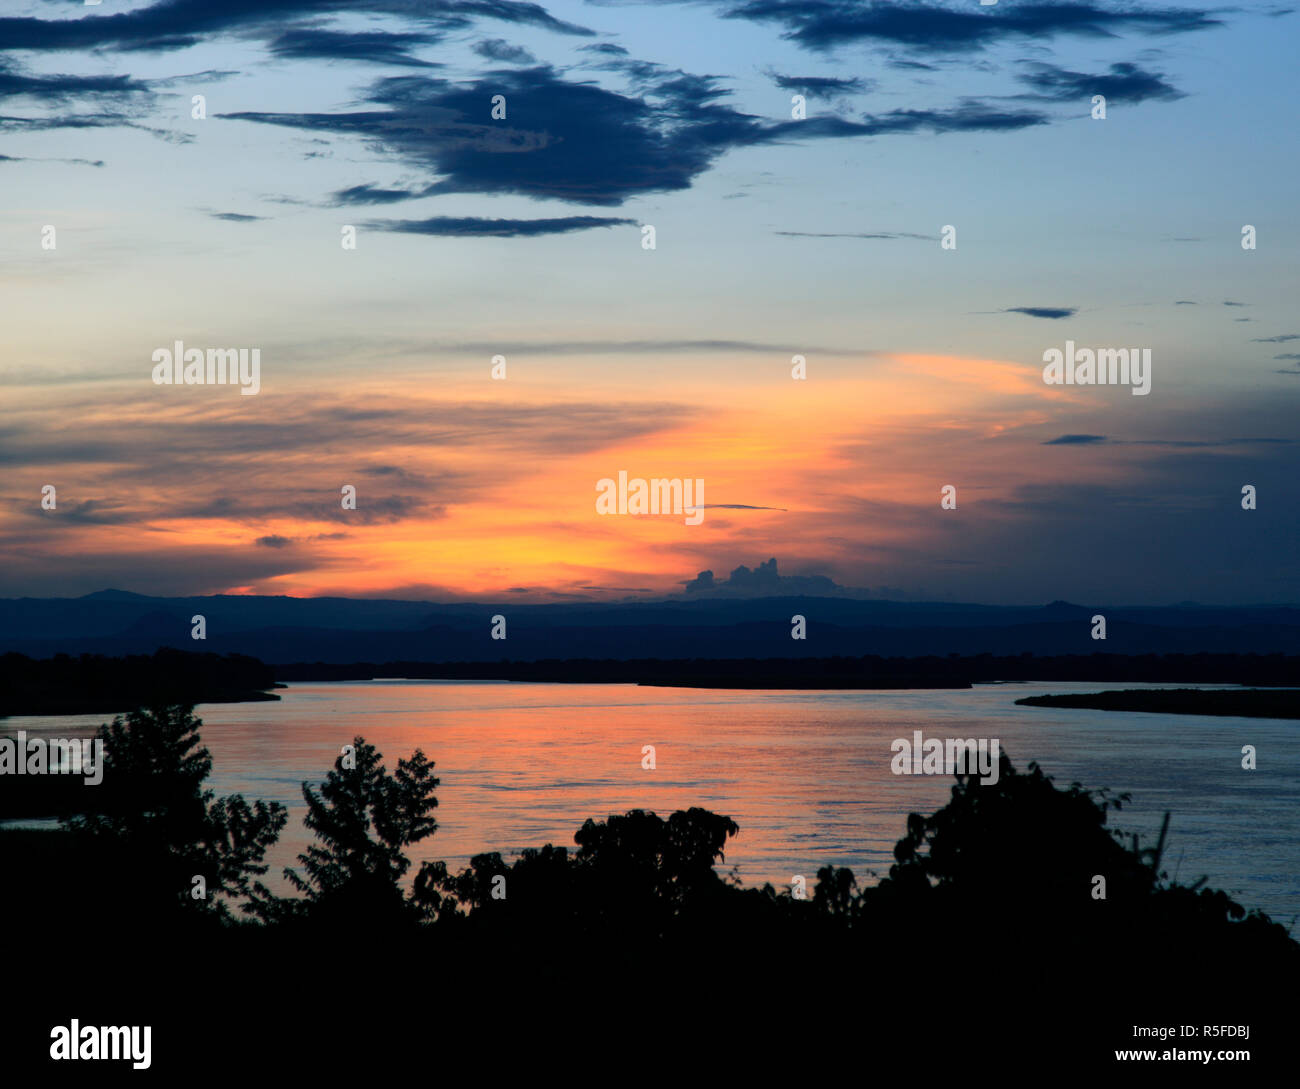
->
[3,591,1300,662]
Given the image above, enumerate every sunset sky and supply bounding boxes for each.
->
[2,0,1297,604]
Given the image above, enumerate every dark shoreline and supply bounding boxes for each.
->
[274,651,1300,690]
[1017,687,1300,719]
[0,649,279,718]
[5,650,1300,713]
[635,677,968,689]
[0,689,281,718]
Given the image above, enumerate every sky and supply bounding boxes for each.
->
[1,0,1298,604]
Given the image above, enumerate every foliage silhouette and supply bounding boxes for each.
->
[869,752,1293,963]
[7,720,1294,1014]
[8,720,1295,1075]
[248,737,442,928]
[61,705,286,924]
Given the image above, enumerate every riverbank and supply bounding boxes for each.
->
[274,651,1300,689]
[1016,687,1300,718]
[0,649,280,717]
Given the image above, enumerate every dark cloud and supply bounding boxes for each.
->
[0,1,594,53]
[0,112,124,133]
[1017,60,1183,103]
[580,42,629,56]
[720,1,1221,54]
[766,71,870,99]
[227,67,756,206]
[227,68,1048,208]
[1005,306,1077,320]
[8,485,443,531]
[41,499,137,526]
[268,28,443,67]
[684,570,716,591]
[210,211,264,221]
[1043,434,1107,445]
[256,535,293,548]
[474,39,538,64]
[366,214,637,236]
[116,37,205,54]
[1253,334,1300,343]
[332,183,427,206]
[1275,354,1300,360]
[329,496,437,525]
[1224,300,1247,306]
[0,62,151,103]
[887,57,938,71]
[175,493,444,527]
[683,557,842,597]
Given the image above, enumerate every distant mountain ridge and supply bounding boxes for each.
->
[2,592,1299,663]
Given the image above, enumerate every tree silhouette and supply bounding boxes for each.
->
[251,737,442,927]
[62,705,286,922]
[572,806,739,913]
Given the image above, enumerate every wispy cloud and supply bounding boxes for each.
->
[0,61,151,103]
[776,230,933,240]
[474,39,538,65]
[437,338,864,355]
[766,70,871,99]
[366,214,637,237]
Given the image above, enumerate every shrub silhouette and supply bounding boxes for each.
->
[422,744,1296,974]
[15,724,1294,983]
[431,807,741,940]
[847,751,1299,971]
[882,751,1146,908]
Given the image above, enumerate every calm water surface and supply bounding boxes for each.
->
[8,681,1298,922]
